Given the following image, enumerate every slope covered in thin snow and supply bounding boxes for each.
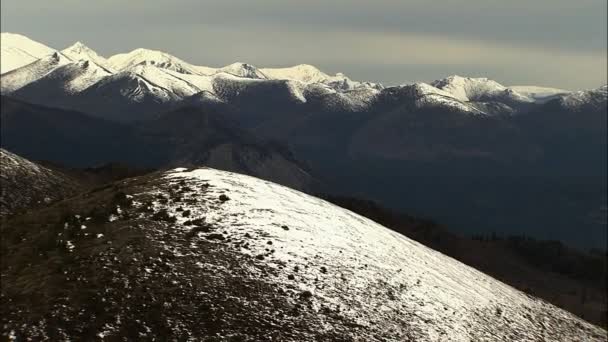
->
[84,70,179,103]
[123,64,203,98]
[0,33,56,74]
[0,52,71,94]
[2,166,605,340]
[15,60,112,98]
[557,85,607,111]
[0,149,79,217]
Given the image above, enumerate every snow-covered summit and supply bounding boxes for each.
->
[432,75,532,104]
[260,64,381,91]
[261,64,331,83]
[0,33,57,74]
[108,48,202,75]
[62,41,114,71]
[219,62,267,79]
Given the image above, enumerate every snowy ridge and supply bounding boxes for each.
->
[107,48,203,75]
[61,42,114,71]
[557,85,607,111]
[86,70,180,103]
[261,64,332,83]
[140,167,604,341]
[404,83,485,114]
[124,64,202,98]
[23,60,113,94]
[0,33,56,73]
[219,62,268,79]
[0,52,71,94]
[1,33,602,120]
[432,75,532,104]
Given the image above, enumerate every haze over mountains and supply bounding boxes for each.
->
[1,32,606,249]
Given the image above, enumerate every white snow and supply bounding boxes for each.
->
[260,64,330,83]
[432,75,507,102]
[558,85,607,110]
[136,167,606,341]
[0,33,56,74]
[108,48,203,75]
[404,83,485,114]
[432,75,532,104]
[125,64,203,97]
[1,33,600,117]
[28,59,113,94]
[0,52,72,94]
[219,62,267,79]
[89,70,180,103]
[66,240,75,252]
[61,41,114,71]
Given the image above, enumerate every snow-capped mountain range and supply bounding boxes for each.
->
[3,32,595,122]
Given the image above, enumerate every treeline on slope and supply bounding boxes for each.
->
[322,195,608,328]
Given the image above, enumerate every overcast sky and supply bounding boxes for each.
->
[2,0,606,89]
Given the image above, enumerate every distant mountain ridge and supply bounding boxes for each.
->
[3,32,599,123]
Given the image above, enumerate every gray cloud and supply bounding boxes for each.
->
[1,0,606,89]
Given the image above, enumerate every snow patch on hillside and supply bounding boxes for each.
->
[139,167,606,341]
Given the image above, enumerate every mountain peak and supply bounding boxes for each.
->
[64,41,93,54]
[108,48,200,75]
[431,75,531,103]
[220,62,266,79]
[61,41,113,71]
[260,64,331,83]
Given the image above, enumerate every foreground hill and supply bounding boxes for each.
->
[0,149,80,217]
[1,167,605,340]
[324,196,608,328]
